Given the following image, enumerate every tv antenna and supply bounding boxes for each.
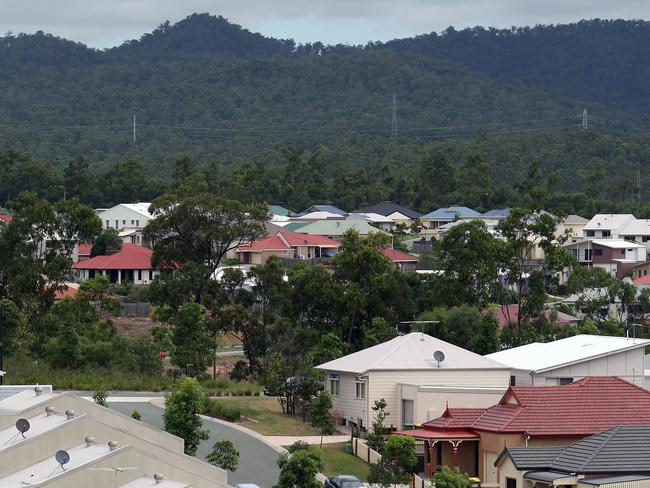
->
[400,320,439,339]
[89,466,139,487]
[4,418,30,445]
[433,350,446,367]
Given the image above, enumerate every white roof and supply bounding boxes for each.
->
[485,334,650,373]
[347,212,394,223]
[0,412,72,451]
[619,219,650,236]
[119,203,153,219]
[592,239,645,249]
[561,214,589,225]
[0,389,58,414]
[119,476,190,488]
[0,442,117,487]
[292,211,344,220]
[584,214,635,231]
[317,333,508,374]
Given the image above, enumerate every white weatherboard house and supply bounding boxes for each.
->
[486,334,650,387]
[98,203,153,231]
[317,333,510,430]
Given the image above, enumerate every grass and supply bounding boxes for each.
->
[310,443,371,481]
[211,396,323,436]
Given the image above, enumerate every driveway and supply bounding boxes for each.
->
[109,400,281,488]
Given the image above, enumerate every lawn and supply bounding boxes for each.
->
[214,396,323,436]
[311,443,371,481]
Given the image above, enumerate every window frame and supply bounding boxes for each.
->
[329,374,340,397]
[354,375,366,400]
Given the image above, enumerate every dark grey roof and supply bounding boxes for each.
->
[524,471,574,482]
[550,425,650,474]
[354,202,422,219]
[496,447,564,470]
[581,475,650,485]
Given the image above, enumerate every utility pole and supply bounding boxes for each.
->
[391,94,397,139]
[133,115,136,143]
[582,109,588,130]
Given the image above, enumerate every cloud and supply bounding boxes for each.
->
[0,0,649,48]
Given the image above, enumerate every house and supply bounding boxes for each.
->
[485,335,650,387]
[97,203,153,231]
[354,202,423,226]
[0,214,12,225]
[630,261,650,281]
[77,243,92,262]
[268,204,296,217]
[118,227,150,247]
[421,206,482,229]
[556,215,589,243]
[0,388,228,488]
[618,218,650,248]
[496,425,650,488]
[559,288,624,322]
[236,230,340,265]
[487,304,579,330]
[395,376,650,486]
[347,212,395,232]
[299,204,347,216]
[582,214,635,240]
[317,333,510,431]
[293,219,390,239]
[382,248,419,271]
[73,243,157,284]
[291,211,346,222]
[564,239,647,277]
[436,219,500,239]
[482,209,511,220]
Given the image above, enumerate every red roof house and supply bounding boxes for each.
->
[395,377,650,483]
[73,243,156,284]
[0,214,12,224]
[634,274,650,285]
[237,230,340,265]
[487,304,580,330]
[382,247,419,271]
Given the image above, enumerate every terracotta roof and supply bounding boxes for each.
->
[238,231,340,252]
[54,286,78,300]
[488,304,579,330]
[73,243,153,270]
[634,274,650,285]
[382,248,419,262]
[423,408,486,429]
[0,214,12,223]
[237,235,289,252]
[78,243,92,256]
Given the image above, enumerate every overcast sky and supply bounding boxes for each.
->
[2,0,649,48]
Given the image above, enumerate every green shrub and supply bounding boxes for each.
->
[204,399,241,421]
[131,410,142,420]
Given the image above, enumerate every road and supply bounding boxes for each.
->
[109,400,281,488]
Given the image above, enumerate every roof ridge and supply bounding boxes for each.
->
[368,334,411,371]
[553,426,620,471]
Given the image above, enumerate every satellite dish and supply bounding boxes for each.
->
[433,350,445,367]
[15,419,30,437]
[55,450,70,470]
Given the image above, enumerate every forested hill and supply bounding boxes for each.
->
[0,13,650,199]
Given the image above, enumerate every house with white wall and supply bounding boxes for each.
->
[485,334,650,387]
[582,214,635,240]
[97,203,153,231]
[317,333,510,430]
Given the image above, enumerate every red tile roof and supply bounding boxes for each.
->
[394,428,479,440]
[488,304,579,330]
[78,243,92,256]
[419,377,650,438]
[73,243,153,270]
[423,408,487,429]
[0,214,12,223]
[634,274,650,285]
[238,231,340,252]
[382,247,419,262]
[237,235,289,252]
[54,285,78,300]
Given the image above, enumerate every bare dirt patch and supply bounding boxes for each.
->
[108,315,159,338]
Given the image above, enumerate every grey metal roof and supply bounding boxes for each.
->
[354,202,423,219]
[581,475,650,485]
[497,447,564,470]
[524,471,574,482]
[550,425,650,474]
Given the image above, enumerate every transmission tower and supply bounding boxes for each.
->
[391,94,397,139]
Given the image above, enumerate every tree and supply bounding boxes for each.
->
[92,390,108,407]
[163,377,209,455]
[207,438,239,471]
[310,391,335,447]
[368,435,417,487]
[170,302,214,377]
[367,398,390,454]
[432,466,473,488]
[275,442,323,488]
[91,228,122,256]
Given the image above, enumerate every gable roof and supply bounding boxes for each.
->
[355,202,422,219]
[423,408,487,430]
[78,243,92,256]
[237,235,289,252]
[382,248,419,263]
[584,214,635,232]
[238,231,341,252]
[482,208,511,218]
[293,211,346,221]
[73,243,153,270]
[487,305,579,330]
[422,206,481,220]
[592,239,645,249]
[485,335,650,373]
[634,274,650,285]
[106,202,153,219]
[317,332,508,374]
[300,204,347,216]
[496,447,565,470]
[268,204,296,217]
[295,219,389,237]
[562,214,589,225]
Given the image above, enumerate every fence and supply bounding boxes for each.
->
[412,474,434,488]
[119,301,151,317]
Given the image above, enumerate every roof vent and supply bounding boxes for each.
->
[433,350,445,367]
[65,409,75,420]
[154,474,164,484]
[85,436,95,447]
[108,440,118,451]
[45,406,55,416]
[34,386,43,396]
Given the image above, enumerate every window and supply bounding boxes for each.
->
[602,230,611,237]
[506,478,516,488]
[115,220,119,228]
[329,374,340,396]
[355,376,365,399]
[644,236,650,243]
[510,375,516,386]
[131,220,135,225]
[138,270,142,281]
[585,230,595,237]
[436,442,443,465]
[584,249,592,261]
[559,377,573,385]
[593,249,603,256]
[122,220,126,225]
[105,220,109,228]
[148,270,153,281]
[136,220,140,227]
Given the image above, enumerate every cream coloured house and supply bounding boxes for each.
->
[317,333,510,430]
